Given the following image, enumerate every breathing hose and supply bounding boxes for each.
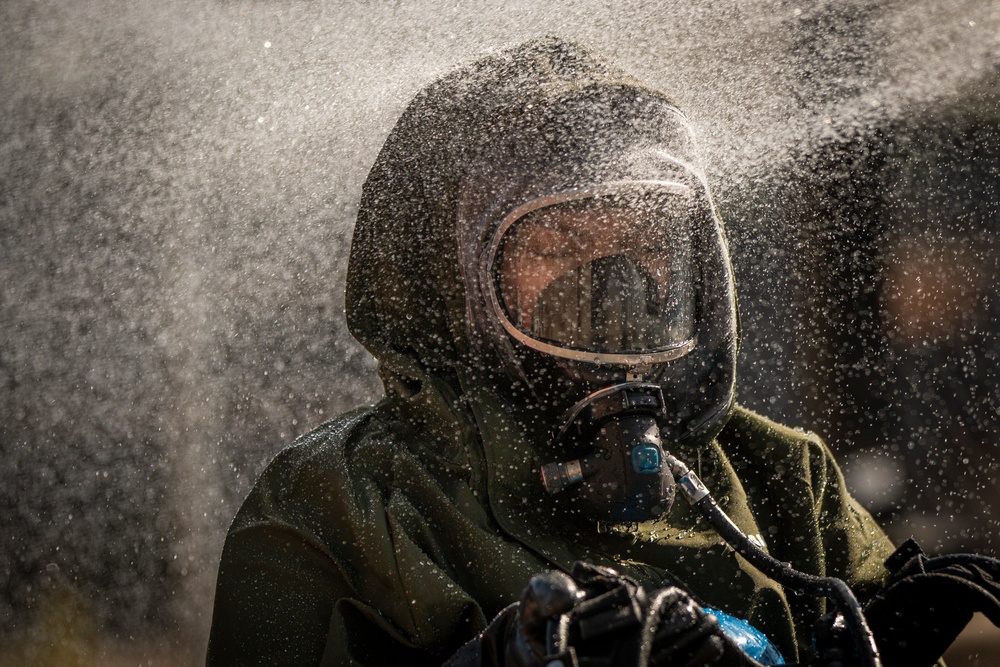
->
[663,453,883,667]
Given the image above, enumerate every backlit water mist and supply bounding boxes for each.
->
[2,1,998,663]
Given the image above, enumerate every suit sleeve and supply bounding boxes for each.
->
[207,518,353,666]
[206,427,491,667]
[808,439,897,602]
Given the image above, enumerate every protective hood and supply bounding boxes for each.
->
[346,36,738,449]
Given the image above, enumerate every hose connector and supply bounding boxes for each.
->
[663,453,709,504]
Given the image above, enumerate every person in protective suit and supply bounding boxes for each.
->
[207,38,995,667]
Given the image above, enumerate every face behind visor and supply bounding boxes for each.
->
[486,185,697,368]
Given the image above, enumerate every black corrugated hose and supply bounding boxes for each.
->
[664,453,882,667]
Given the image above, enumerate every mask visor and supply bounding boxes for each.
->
[491,189,696,362]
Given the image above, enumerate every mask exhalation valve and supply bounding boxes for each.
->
[540,382,676,523]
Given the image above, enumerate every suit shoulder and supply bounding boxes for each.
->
[236,404,400,519]
[720,404,829,466]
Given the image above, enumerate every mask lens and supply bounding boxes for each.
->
[494,194,695,355]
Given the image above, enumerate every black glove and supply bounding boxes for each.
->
[446,561,764,667]
[813,538,1000,667]
[506,568,583,666]
[565,561,744,667]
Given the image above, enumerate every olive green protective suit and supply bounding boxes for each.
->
[207,38,895,667]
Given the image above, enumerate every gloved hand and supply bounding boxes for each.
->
[812,539,1000,667]
[505,568,583,666]
[445,561,764,667]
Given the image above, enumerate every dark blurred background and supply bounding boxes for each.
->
[1,1,998,664]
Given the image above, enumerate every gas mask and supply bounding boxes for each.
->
[481,181,738,523]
